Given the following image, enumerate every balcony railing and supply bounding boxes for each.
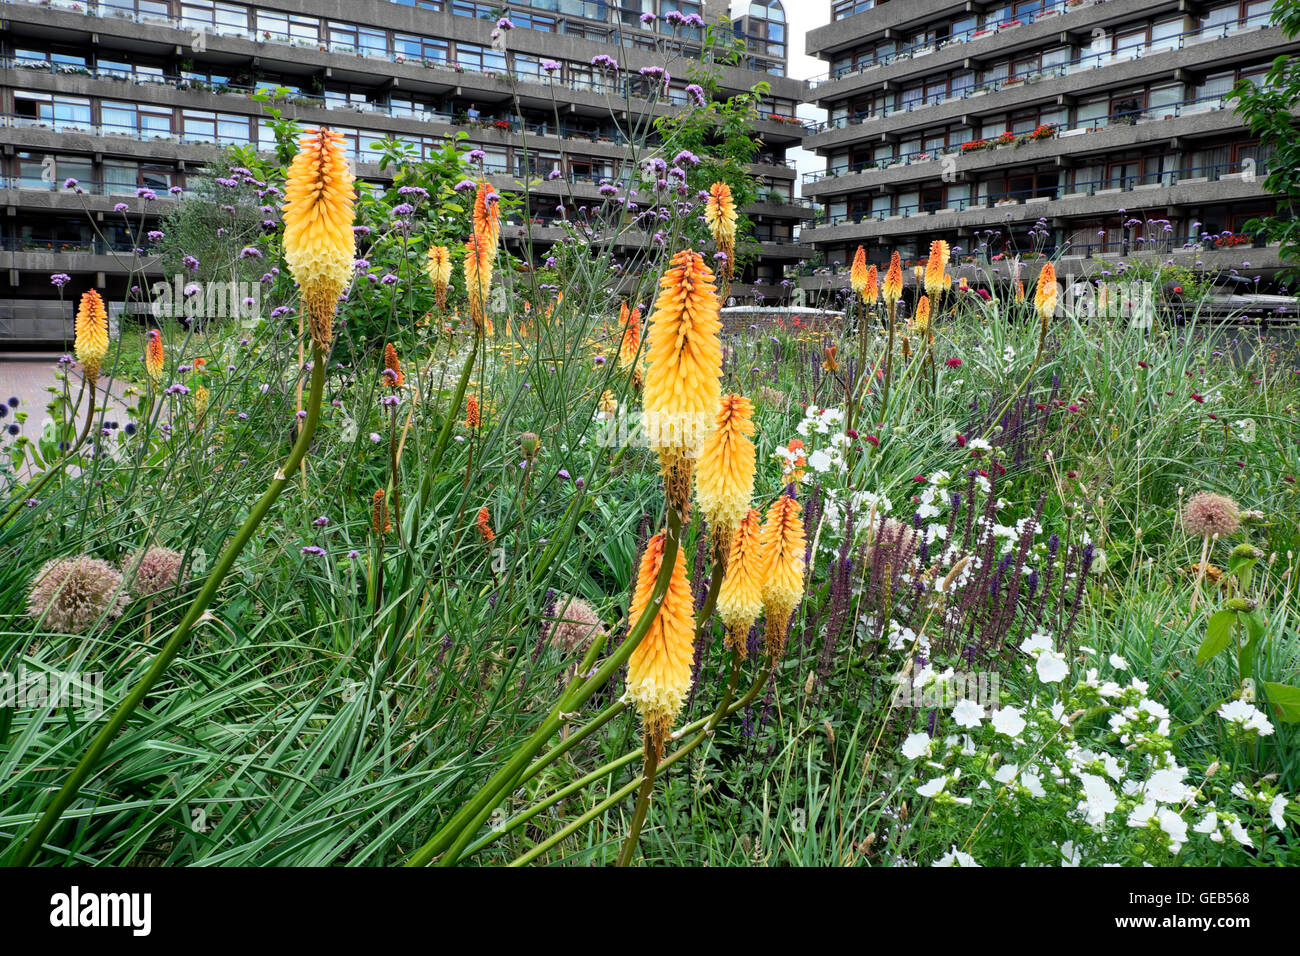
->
[804,13,1274,134]
[805,160,1268,228]
[803,91,1239,183]
[810,0,1081,86]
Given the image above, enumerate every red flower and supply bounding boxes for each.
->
[955,434,967,447]
[1191,393,1204,403]
[912,475,927,483]
[946,357,962,368]
[863,434,879,447]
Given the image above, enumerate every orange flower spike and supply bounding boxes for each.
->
[465,394,481,428]
[372,489,391,535]
[864,264,879,305]
[281,128,355,351]
[476,506,495,543]
[1034,262,1058,324]
[850,246,869,298]
[382,343,403,389]
[144,329,165,386]
[882,250,904,305]
[625,530,697,757]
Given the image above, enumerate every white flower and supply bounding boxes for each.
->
[932,846,980,867]
[1144,767,1193,805]
[1193,811,1219,836]
[1020,632,1054,655]
[991,705,1027,738]
[952,698,985,728]
[1127,801,1157,828]
[1225,817,1253,848]
[1269,794,1288,831]
[1021,773,1046,798]
[1217,699,1275,737]
[807,448,834,473]
[1158,808,1188,852]
[1036,651,1068,684]
[1077,773,1117,826]
[1108,653,1128,670]
[901,732,932,760]
[1059,841,1081,866]
[917,775,948,798]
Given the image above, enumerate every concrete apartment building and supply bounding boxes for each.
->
[0,0,811,343]
[798,0,1292,291]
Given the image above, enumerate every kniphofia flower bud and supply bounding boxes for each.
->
[716,508,763,656]
[383,343,403,389]
[75,289,109,384]
[850,246,869,298]
[427,244,452,310]
[144,328,164,386]
[758,492,806,660]
[625,530,696,757]
[694,394,756,557]
[643,249,723,515]
[882,251,903,306]
[1034,262,1058,325]
[281,128,355,351]
[704,182,737,280]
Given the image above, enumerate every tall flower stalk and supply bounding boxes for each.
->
[11,127,354,866]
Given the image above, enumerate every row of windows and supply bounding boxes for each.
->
[828,0,1270,73]
[826,50,1269,128]
[816,143,1269,223]
[818,73,1266,177]
[35,0,710,53]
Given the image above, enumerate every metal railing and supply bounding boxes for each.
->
[805,160,1268,228]
[803,91,1238,182]
[804,14,1272,134]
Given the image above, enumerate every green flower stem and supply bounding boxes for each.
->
[10,347,328,867]
[615,740,659,866]
[419,336,479,511]
[508,656,769,866]
[406,502,685,867]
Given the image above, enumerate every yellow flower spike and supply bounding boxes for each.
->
[882,250,904,305]
[1034,262,1058,324]
[193,384,210,419]
[716,508,764,657]
[694,394,756,558]
[625,530,697,758]
[599,389,619,419]
[144,328,164,386]
[849,246,869,297]
[281,128,355,351]
[1015,280,1026,302]
[74,289,109,384]
[758,492,806,661]
[704,182,737,280]
[642,249,723,517]
[426,245,452,310]
[924,240,950,300]
[912,295,932,335]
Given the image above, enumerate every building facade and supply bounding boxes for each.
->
[799,0,1290,291]
[0,0,811,343]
